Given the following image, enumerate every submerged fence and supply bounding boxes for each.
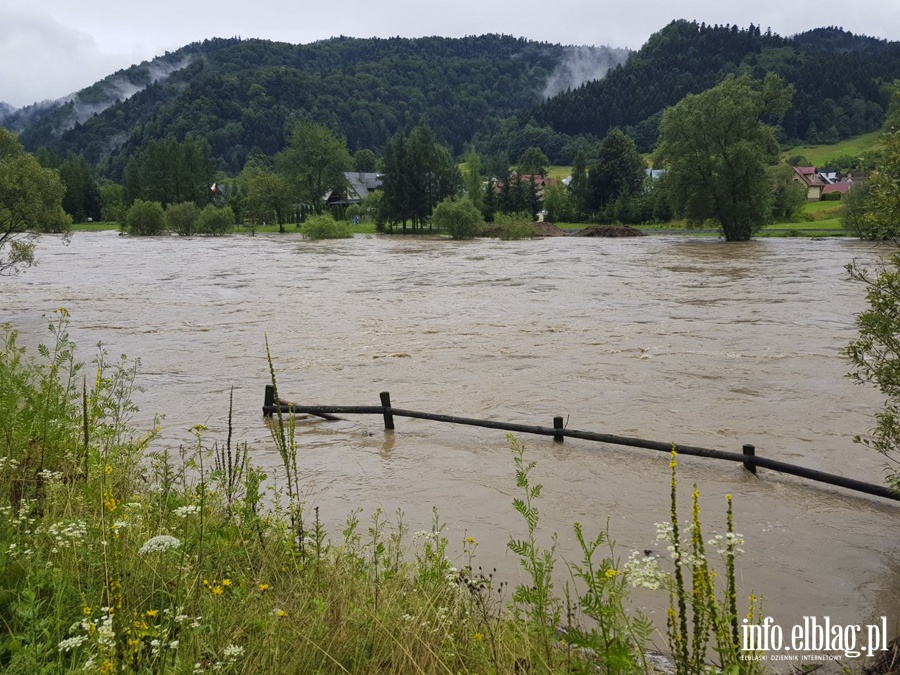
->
[263,385,900,503]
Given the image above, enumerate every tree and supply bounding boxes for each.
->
[196,205,235,235]
[125,199,166,236]
[655,74,793,241]
[432,197,482,240]
[58,154,101,223]
[277,122,351,214]
[353,149,377,173]
[165,201,201,236]
[242,170,291,233]
[517,147,549,176]
[463,150,485,214]
[587,129,645,213]
[0,127,70,275]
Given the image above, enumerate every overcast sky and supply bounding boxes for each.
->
[2,0,900,108]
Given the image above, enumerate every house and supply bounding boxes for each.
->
[324,172,383,206]
[792,166,825,201]
[493,173,557,198]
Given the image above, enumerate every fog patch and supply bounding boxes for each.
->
[543,45,631,99]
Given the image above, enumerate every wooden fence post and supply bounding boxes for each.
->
[264,385,275,417]
[742,444,757,475]
[553,416,564,443]
[380,392,394,430]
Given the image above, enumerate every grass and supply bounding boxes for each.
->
[782,131,882,166]
[0,311,771,674]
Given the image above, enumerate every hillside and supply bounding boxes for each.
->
[3,35,629,178]
[534,20,900,152]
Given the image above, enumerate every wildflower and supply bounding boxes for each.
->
[221,579,232,587]
[83,606,92,616]
[173,505,201,518]
[605,569,619,579]
[473,632,484,642]
[272,609,287,618]
[223,644,244,662]
[99,661,114,673]
[139,535,182,555]
[57,635,88,652]
[104,465,113,476]
[146,609,159,618]
[211,586,224,596]
[258,583,270,591]
[624,551,668,591]
[464,536,475,544]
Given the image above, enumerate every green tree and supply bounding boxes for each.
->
[125,199,166,236]
[99,183,127,223]
[655,74,793,241]
[768,164,808,223]
[432,197,482,240]
[277,122,351,214]
[353,148,377,173]
[242,170,291,233]
[587,129,645,213]
[300,213,352,239]
[517,147,549,176]
[463,150,485,214]
[0,128,70,275]
[165,201,201,236]
[196,205,235,236]
[58,154,101,223]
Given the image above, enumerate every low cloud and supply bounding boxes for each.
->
[0,3,138,108]
[542,45,632,99]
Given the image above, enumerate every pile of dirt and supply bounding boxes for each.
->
[574,225,645,237]
[532,222,570,237]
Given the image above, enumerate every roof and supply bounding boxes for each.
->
[822,183,851,195]
[792,166,825,187]
[344,172,383,199]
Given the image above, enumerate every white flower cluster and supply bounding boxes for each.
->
[624,551,669,591]
[223,644,245,663]
[57,635,88,652]
[37,469,64,483]
[0,456,20,471]
[173,505,201,519]
[707,532,745,556]
[46,520,88,549]
[139,535,182,554]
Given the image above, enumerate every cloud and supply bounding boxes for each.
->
[0,2,138,108]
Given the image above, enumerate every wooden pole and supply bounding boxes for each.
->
[553,416,564,443]
[380,392,394,430]
[263,385,275,417]
[743,444,757,475]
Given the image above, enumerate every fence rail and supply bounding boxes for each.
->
[263,386,899,503]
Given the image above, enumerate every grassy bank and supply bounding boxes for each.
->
[0,311,767,674]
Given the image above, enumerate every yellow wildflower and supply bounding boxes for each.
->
[473,632,484,641]
[605,569,619,579]
[464,536,475,544]
[258,583,270,592]
[212,586,224,596]
[99,662,114,674]
[146,609,159,618]
[82,606,92,616]
[274,609,287,618]
[104,465,113,476]
[221,579,232,587]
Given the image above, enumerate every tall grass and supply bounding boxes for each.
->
[0,313,765,673]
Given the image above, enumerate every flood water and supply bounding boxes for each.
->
[4,231,899,637]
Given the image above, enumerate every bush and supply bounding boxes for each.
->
[125,199,166,236]
[196,205,235,236]
[432,197,482,240]
[493,212,537,240]
[300,213,352,239]
[165,202,200,236]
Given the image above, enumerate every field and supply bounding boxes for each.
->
[782,131,882,166]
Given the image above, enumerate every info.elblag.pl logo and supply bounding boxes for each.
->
[741,616,891,660]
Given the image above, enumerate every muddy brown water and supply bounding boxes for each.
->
[4,231,900,639]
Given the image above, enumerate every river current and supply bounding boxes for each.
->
[4,231,899,635]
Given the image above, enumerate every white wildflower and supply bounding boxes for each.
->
[58,635,88,652]
[139,535,182,554]
[173,505,201,519]
[624,551,669,591]
[223,644,244,662]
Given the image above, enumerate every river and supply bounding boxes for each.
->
[3,231,899,637]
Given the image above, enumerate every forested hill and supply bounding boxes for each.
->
[5,35,629,177]
[534,20,900,152]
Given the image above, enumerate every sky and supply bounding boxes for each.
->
[2,0,900,109]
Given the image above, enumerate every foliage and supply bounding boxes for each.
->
[164,201,200,236]
[240,169,291,233]
[0,127,71,275]
[517,147,550,176]
[380,127,462,231]
[845,256,900,492]
[134,137,215,208]
[768,164,808,223]
[58,155,101,224]
[195,205,235,236]
[656,74,794,241]
[276,122,352,214]
[462,150,485,215]
[541,182,577,222]
[98,183,126,223]
[125,199,166,236]
[353,149,377,173]
[299,213,352,239]
[587,129,645,213]
[491,212,537,240]
[431,197,482,240]
[841,182,873,238]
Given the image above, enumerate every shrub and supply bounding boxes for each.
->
[125,199,166,236]
[493,212,537,240]
[300,213,352,239]
[165,201,200,236]
[196,205,235,236]
[432,197,482,240]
